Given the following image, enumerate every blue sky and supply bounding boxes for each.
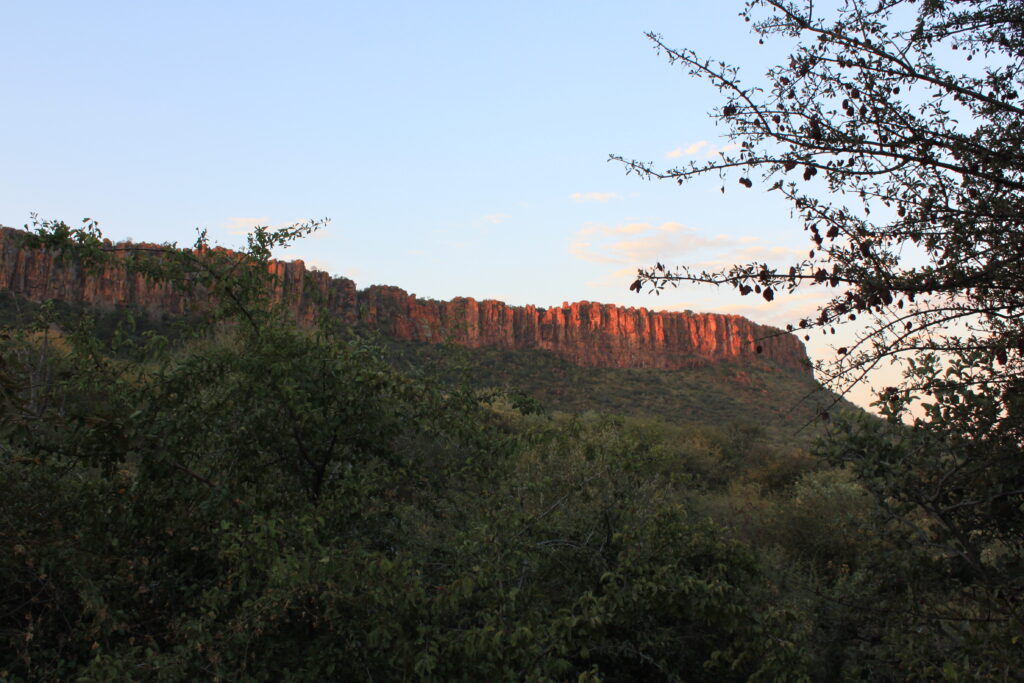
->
[2,1,892,406]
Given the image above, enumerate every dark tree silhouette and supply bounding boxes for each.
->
[614,0,1024,401]
[615,2,1024,653]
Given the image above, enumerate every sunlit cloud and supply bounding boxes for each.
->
[666,141,742,160]
[711,143,741,158]
[570,221,834,329]
[569,221,731,265]
[571,219,809,279]
[713,290,836,328]
[666,141,708,158]
[585,266,640,289]
[482,213,511,224]
[570,191,622,203]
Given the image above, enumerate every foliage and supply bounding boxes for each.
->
[1,222,817,681]
[4,218,1021,678]
[383,338,845,448]
[818,353,1024,668]
[615,0,1024,397]
[613,0,1024,671]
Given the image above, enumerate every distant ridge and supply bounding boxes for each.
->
[0,226,811,376]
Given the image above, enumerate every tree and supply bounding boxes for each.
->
[615,0,1024,400]
[614,0,1024,667]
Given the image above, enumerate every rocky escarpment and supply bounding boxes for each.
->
[0,227,811,375]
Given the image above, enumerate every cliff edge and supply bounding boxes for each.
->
[0,227,812,376]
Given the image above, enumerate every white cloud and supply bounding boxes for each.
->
[585,266,640,289]
[569,221,732,265]
[667,141,709,158]
[570,222,821,323]
[617,221,682,235]
[711,289,837,328]
[571,221,810,270]
[482,213,511,224]
[666,141,743,160]
[709,143,741,158]
[570,191,622,203]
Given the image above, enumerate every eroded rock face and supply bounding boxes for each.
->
[356,287,810,374]
[0,229,190,314]
[0,227,811,375]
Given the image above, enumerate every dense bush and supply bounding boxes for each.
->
[0,312,818,680]
[0,225,814,681]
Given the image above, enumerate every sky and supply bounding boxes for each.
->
[1,1,896,408]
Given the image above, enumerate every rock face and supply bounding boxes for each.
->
[0,227,811,375]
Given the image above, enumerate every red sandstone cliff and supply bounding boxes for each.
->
[0,227,811,375]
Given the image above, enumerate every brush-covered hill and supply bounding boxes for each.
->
[0,224,849,442]
[0,286,851,446]
[382,337,847,445]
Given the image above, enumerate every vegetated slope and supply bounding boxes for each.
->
[0,285,951,681]
[0,300,835,680]
[0,290,849,444]
[382,338,852,445]
[0,224,843,440]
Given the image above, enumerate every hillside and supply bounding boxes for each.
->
[0,224,846,442]
[383,338,845,444]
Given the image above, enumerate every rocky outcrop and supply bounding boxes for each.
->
[0,227,811,375]
[356,287,811,374]
[0,231,191,315]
